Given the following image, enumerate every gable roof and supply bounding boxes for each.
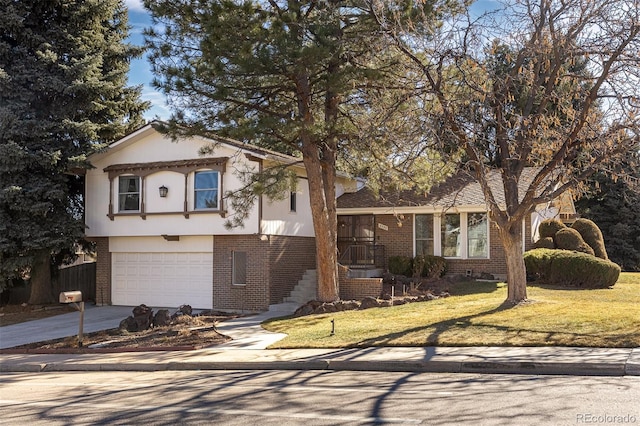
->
[89,121,304,166]
[337,167,550,211]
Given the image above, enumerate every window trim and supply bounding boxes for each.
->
[467,212,489,259]
[193,170,221,211]
[414,213,435,256]
[117,175,141,213]
[414,212,490,260]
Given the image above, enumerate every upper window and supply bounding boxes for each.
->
[415,214,434,256]
[467,213,489,258]
[194,171,219,210]
[441,213,462,257]
[290,191,297,213]
[118,176,140,212]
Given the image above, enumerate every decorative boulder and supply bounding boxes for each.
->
[131,304,154,331]
[359,296,380,309]
[153,309,172,327]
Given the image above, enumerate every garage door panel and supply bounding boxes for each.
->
[112,252,213,309]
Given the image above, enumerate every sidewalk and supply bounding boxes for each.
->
[1,346,639,376]
[1,304,639,376]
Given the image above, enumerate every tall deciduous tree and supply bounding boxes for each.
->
[0,0,148,303]
[144,0,456,302]
[376,0,640,303]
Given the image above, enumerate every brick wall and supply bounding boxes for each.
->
[374,213,534,280]
[213,235,271,312]
[375,214,414,259]
[268,235,316,304]
[91,237,111,306]
[338,265,383,300]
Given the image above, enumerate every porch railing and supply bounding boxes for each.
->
[338,244,386,269]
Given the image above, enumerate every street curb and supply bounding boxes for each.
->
[1,360,638,376]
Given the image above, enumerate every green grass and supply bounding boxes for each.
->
[263,272,640,348]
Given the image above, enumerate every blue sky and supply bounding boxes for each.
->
[124,0,499,122]
[125,0,170,121]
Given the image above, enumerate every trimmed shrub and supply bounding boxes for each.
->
[539,218,567,239]
[388,256,412,276]
[524,248,620,288]
[571,218,608,260]
[534,236,556,249]
[421,255,447,279]
[555,228,595,256]
[524,248,555,279]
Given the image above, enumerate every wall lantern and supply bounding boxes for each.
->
[159,185,168,198]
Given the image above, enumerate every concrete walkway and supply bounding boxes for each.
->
[1,304,639,376]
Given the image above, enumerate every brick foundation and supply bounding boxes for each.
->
[338,265,383,300]
[213,234,316,311]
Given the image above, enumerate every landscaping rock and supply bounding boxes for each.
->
[131,304,154,331]
[153,309,172,327]
[360,296,380,309]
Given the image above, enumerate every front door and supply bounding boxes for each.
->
[337,215,375,265]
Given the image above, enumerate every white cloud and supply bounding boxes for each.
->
[124,0,146,12]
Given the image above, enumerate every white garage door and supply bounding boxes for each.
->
[112,252,213,309]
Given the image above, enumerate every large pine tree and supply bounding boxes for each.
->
[0,0,148,303]
[144,0,455,302]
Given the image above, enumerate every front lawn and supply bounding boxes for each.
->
[263,272,640,348]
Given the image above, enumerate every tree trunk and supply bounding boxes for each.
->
[498,223,528,304]
[303,151,339,302]
[28,249,54,304]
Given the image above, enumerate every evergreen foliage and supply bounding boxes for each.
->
[0,0,148,301]
[538,219,567,240]
[144,0,457,301]
[554,228,595,256]
[575,164,640,271]
[571,218,608,260]
[524,248,620,289]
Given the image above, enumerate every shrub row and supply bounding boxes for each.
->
[524,248,620,289]
[388,255,447,279]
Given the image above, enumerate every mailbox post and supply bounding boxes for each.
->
[59,291,84,347]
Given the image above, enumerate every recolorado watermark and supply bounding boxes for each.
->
[577,413,637,424]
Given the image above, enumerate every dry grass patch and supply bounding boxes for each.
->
[264,273,640,348]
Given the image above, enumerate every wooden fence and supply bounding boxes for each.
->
[2,262,96,304]
[54,262,96,302]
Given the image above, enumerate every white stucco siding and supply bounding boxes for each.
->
[85,131,261,237]
[261,176,315,237]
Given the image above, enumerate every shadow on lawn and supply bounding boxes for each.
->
[353,301,516,347]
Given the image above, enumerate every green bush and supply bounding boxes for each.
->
[571,218,608,260]
[539,218,566,239]
[388,255,447,279]
[555,228,595,256]
[412,255,426,278]
[524,248,620,288]
[524,248,554,278]
[420,255,447,279]
[388,256,412,276]
[534,236,556,249]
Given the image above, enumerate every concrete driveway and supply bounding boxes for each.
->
[0,305,133,349]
